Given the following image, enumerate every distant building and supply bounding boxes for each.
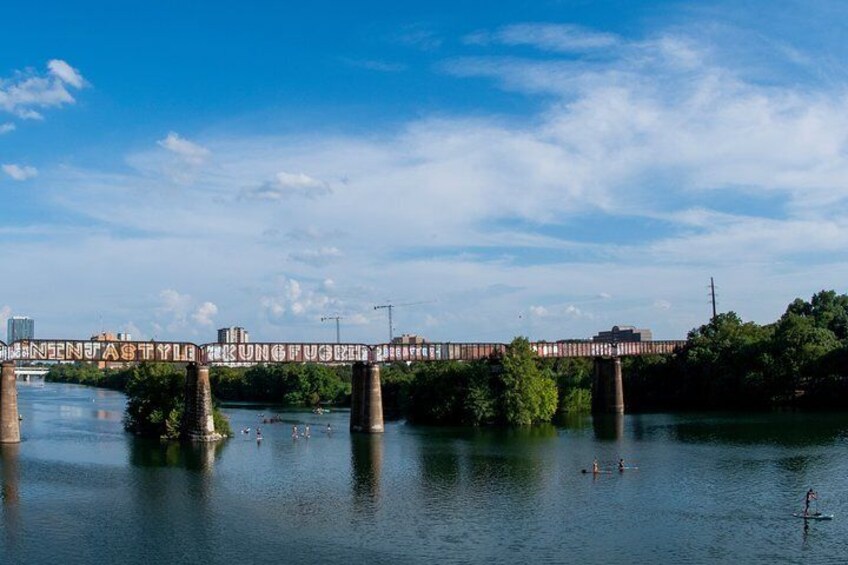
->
[217,326,249,344]
[7,316,34,343]
[592,325,652,343]
[90,331,132,342]
[391,333,427,345]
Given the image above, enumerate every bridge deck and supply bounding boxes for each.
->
[0,339,686,365]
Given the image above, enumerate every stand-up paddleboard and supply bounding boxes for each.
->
[581,469,613,474]
[793,512,833,521]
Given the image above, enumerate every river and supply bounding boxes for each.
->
[1,381,847,564]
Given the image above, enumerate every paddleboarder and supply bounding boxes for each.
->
[805,488,817,517]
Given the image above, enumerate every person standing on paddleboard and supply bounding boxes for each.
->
[805,488,817,516]
[592,458,600,474]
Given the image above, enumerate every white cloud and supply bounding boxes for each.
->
[347,313,371,326]
[0,123,15,134]
[157,289,192,323]
[0,59,86,120]
[529,305,550,318]
[343,58,407,72]
[564,305,587,319]
[466,23,620,52]
[246,171,332,200]
[2,164,38,181]
[290,246,342,266]
[653,299,672,310]
[121,322,144,341]
[261,277,340,323]
[47,59,85,88]
[192,301,218,326]
[157,132,209,164]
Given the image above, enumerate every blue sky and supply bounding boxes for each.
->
[2,0,848,343]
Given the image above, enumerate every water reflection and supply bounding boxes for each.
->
[419,436,460,490]
[0,443,20,548]
[592,414,624,441]
[555,411,591,430]
[466,427,555,501]
[128,439,226,473]
[670,413,848,446]
[350,434,383,514]
[0,443,19,504]
[94,409,122,421]
[777,454,820,473]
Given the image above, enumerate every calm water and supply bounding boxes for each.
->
[2,382,848,564]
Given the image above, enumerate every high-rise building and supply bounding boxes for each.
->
[217,326,249,343]
[7,316,34,343]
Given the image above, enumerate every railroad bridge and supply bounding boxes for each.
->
[0,338,685,443]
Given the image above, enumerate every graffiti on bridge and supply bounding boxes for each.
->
[0,340,200,363]
[204,343,370,364]
[0,339,687,365]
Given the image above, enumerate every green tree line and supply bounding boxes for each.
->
[625,290,848,410]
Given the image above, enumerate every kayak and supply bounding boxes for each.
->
[793,512,833,521]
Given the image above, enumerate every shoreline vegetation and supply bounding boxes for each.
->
[45,290,848,430]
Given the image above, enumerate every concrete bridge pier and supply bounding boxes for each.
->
[182,363,222,442]
[592,357,624,414]
[350,362,384,433]
[0,363,20,444]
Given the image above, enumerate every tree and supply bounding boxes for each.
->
[124,363,231,440]
[496,337,558,425]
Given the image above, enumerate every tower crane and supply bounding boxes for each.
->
[373,301,433,342]
[320,315,343,344]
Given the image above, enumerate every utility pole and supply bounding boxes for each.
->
[374,304,394,342]
[710,277,717,321]
[320,315,343,344]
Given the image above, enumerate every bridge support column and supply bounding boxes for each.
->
[0,363,20,444]
[592,357,624,414]
[350,362,384,433]
[183,363,222,442]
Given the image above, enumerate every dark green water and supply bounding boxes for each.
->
[2,382,848,564]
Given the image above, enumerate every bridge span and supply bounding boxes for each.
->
[0,338,686,444]
[0,339,684,364]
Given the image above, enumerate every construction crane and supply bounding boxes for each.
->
[373,301,432,342]
[320,315,343,344]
